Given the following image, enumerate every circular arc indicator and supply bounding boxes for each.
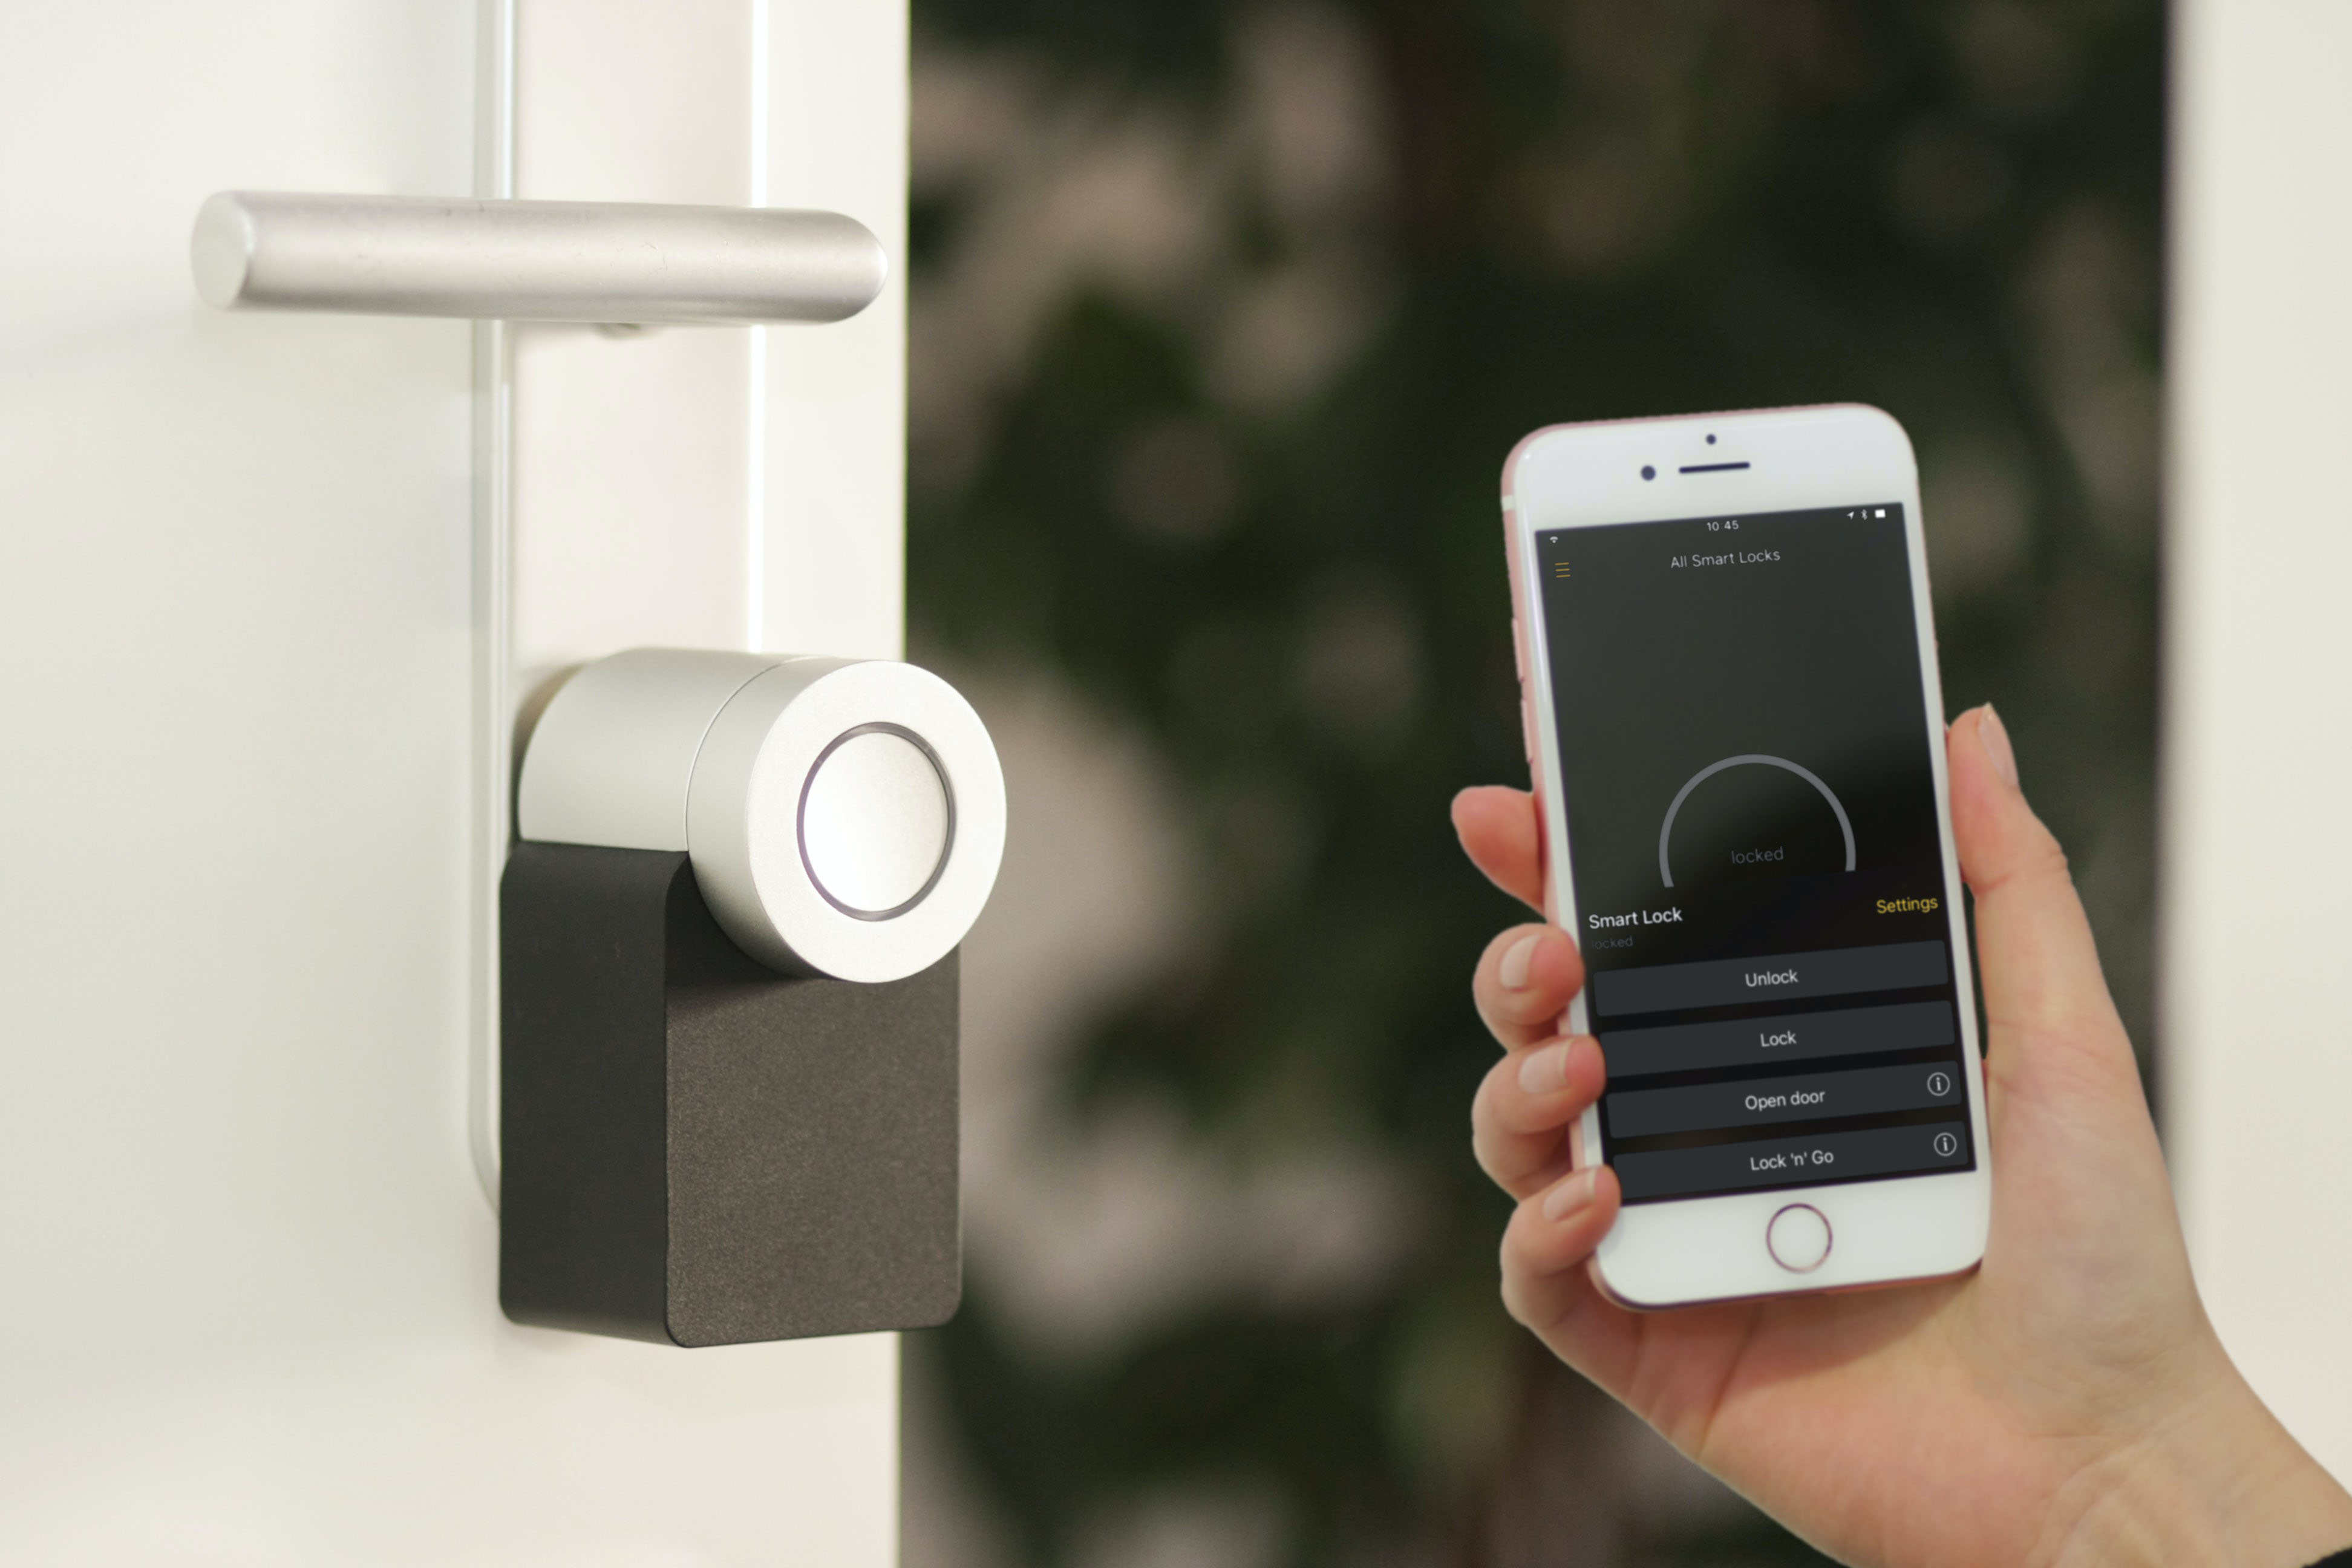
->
[1657,753,1856,889]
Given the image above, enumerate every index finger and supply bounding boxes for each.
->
[1453,785,1544,910]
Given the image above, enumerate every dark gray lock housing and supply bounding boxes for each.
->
[499,842,961,1345]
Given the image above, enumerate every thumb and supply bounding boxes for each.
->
[1948,705,2138,1089]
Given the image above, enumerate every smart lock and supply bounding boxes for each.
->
[188,195,967,1347]
[499,651,1004,1346]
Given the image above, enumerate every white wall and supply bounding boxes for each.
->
[2166,0,2352,1484]
[0,2,907,1560]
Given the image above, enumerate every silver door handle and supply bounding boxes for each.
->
[191,192,886,325]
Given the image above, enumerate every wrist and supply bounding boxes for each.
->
[2042,1350,2352,1568]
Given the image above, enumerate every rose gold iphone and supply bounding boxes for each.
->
[1501,404,1990,1307]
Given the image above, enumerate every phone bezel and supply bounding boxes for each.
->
[1501,403,1991,1309]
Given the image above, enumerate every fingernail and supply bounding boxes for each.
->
[1543,1168,1599,1223]
[1518,1040,1570,1095]
[1979,705,2020,790]
[1498,933,1541,990]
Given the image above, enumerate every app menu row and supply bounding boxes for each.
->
[1609,1060,1959,1139]
[1616,1120,1970,1202]
[1588,938,1947,1018]
[1598,997,1953,1077]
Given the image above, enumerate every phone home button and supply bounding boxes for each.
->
[1766,1203,1832,1273]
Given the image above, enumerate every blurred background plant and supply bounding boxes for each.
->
[897,2,2162,1564]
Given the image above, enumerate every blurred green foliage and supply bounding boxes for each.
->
[905,2,2162,1563]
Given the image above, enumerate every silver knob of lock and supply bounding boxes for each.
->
[518,651,1005,984]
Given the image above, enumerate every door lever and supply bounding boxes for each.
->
[191,191,886,325]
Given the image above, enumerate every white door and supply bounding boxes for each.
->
[0,2,909,1560]
[2167,0,2352,1486]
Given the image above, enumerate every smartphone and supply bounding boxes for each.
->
[1501,404,1990,1308]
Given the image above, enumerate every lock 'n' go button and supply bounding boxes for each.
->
[1613,1120,1975,1202]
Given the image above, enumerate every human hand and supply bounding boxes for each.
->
[1455,706,2352,1567]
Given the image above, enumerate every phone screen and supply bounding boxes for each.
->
[1534,503,1975,1204]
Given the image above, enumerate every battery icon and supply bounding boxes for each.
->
[1874,508,1886,517]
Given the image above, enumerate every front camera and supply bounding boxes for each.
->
[1641,465,1656,480]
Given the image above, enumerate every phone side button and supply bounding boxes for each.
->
[1519,696,1538,766]
[1765,1203,1832,1273]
